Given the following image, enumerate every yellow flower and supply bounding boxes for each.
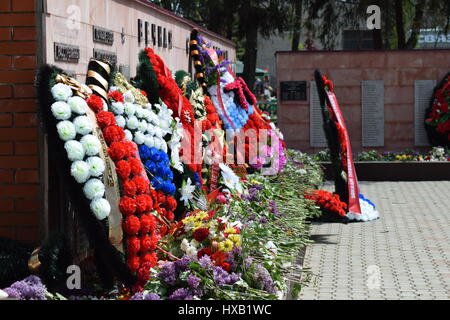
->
[228,234,242,247]
[224,227,237,235]
[193,221,204,229]
[218,239,234,252]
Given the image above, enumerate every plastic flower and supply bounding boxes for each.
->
[86,156,105,177]
[73,116,93,135]
[110,102,125,115]
[124,129,133,141]
[179,178,195,206]
[219,163,242,193]
[70,160,90,184]
[83,178,105,200]
[51,83,72,101]
[80,134,101,156]
[218,239,234,253]
[123,91,135,103]
[51,101,72,120]
[90,198,111,220]
[64,140,85,161]
[115,115,126,128]
[134,131,145,145]
[56,120,76,141]
[138,120,148,133]
[67,96,88,115]
[126,116,139,130]
[124,102,136,116]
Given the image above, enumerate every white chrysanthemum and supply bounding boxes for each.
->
[64,140,85,161]
[134,131,145,145]
[146,124,155,136]
[124,129,133,141]
[186,246,198,257]
[51,83,73,101]
[90,198,110,220]
[161,141,168,153]
[51,101,72,120]
[86,156,105,177]
[83,178,105,200]
[70,160,91,184]
[138,120,148,133]
[67,96,88,115]
[110,102,124,115]
[135,104,144,119]
[144,136,155,148]
[126,116,139,130]
[181,239,190,252]
[124,102,136,116]
[73,116,93,135]
[141,108,151,121]
[123,91,135,103]
[80,134,101,156]
[115,115,126,128]
[56,120,76,141]
[154,127,163,138]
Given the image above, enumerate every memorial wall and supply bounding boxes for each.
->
[276,50,450,153]
[0,0,236,244]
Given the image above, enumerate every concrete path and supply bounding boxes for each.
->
[300,181,450,300]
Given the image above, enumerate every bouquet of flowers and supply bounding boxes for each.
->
[425,73,450,147]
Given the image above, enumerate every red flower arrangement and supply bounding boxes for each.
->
[304,190,348,217]
[425,74,450,145]
[87,92,164,290]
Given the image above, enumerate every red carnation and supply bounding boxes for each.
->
[133,176,149,194]
[108,142,127,161]
[165,210,174,221]
[122,179,137,197]
[108,90,124,103]
[104,125,125,144]
[128,157,144,175]
[140,234,158,251]
[127,255,140,272]
[126,236,140,255]
[135,194,153,213]
[96,111,116,128]
[165,196,177,211]
[123,141,137,157]
[157,191,166,204]
[115,160,131,180]
[119,196,137,216]
[197,248,212,259]
[221,262,231,272]
[86,94,104,113]
[193,228,209,242]
[140,252,158,268]
[124,215,140,235]
[140,214,157,233]
[137,263,152,283]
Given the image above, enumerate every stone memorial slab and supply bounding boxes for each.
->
[414,80,435,146]
[310,81,327,147]
[362,80,384,147]
[280,81,307,101]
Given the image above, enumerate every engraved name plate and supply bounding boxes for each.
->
[414,80,435,146]
[54,43,80,63]
[362,80,384,147]
[310,81,327,147]
[93,49,117,65]
[93,26,114,45]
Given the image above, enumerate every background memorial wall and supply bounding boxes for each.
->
[276,50,450,154]
[0,0,236,245]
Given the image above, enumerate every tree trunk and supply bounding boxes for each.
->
[242,23,258,91]
[394,0,406,49]
[291,0,303,51]
[406,0,425,49]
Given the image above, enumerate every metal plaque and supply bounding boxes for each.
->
[93,26,114,45]
[93,49,117,65]
[362,80,384,147]
[280,81,307,101]
[54,43,80,63]
[414,80,436,146]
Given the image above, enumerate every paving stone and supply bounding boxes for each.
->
[299,181,450,300]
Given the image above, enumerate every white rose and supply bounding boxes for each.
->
[115,115,126,128]
[134,131,145,145]
[80,134,101,156]
[123,91,135,103]
[126,116,139,130]
[110,102,124,115]
[67,96,87,115]
[144,136,155,148]
[51,83,73,101]
[51,101,72,120]
[56,120,76,141]
[86,156,105,177]
[73,116,93,135]
[180,239,190,252]
[70,160,91,184]
[83,178,105,200]
[138,120,148,133]
[124,129,133,141]
[90,198,111,220]
[124,102,136,116]
[64,140,85,161]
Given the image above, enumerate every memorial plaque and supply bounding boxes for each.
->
[280,81,307,101]
[54,43,80,63]
[93,49,117,65]
[310,81,327,147]
[93,26,114,45]
[414,80,435,146]
[362,80,384,147]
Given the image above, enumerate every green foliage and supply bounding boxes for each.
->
[133,50,160,105]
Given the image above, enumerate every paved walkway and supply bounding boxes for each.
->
[300,181,450,300]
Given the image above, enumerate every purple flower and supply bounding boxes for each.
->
[130,292,144,300]
[198,255,214,271]
[253,264,276,294]
[213,266,240,287]
[268,200,280,216]
[158,262,177,286]
[187,274,201,289]
[144,293,161,300]
[168,288,192,300]
[3,276,47,300]
[175,255,193,272]
[244,257,254,268]
[259,217,268,224]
